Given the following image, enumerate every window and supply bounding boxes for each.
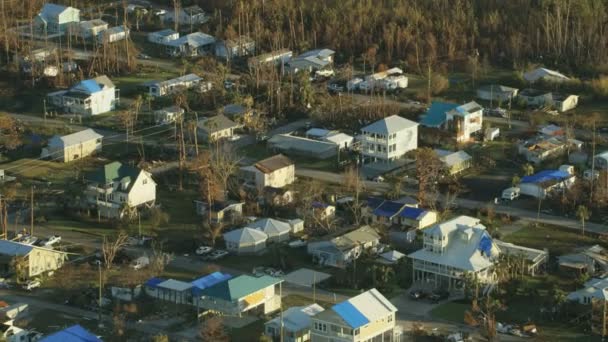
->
[354,328,360,336]
[143,179,148,185]
[387,314,393,322]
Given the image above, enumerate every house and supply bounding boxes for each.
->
[240,154,295,191]
[40,325,101,342]
[476,85,519,102]
[47,75,118,115]
[567,277,608,305]
[286,49,335,75]
[360,67,408,91]
[306,128,354,149]
[78,19,108,39]
[148,29,179,44]
[523,67,569,83]
[215,36,256,60]
[152,279,193,305]
[558,245,608,274]
[166,5,208,26]
[268,134,338,159]
[517,89,578,111]
[310,288,397,342]
[247,218,292,243]
[362,196,418,220]
[363,197,436,229]
[84,161,157,218]
[198,275,282,316]
[154,106,184,124]
[224,228,268,254]
[144,74,207,97]
[265,304,324,342]
[435,149,473,175]
[35,3,80,35]
[98,25,129,44]
[248,49,293,69]
[191,272,234,299]
[0,240,67,279]
[422,101,483,142]
[307,226,381,268]
[195,201,244,224]
[397,207,438,229]
[519,169,575,199]
[221,104,253,124]
[370,200,409,225]
[408,216,498,289]
[40,128,103,163]
[594,151,608,169]
[311,202,336,220]
[164,32,216,57]
[493,240,548,276]
[360,115,418,163]
[517,136,569,164]
[197,115,240,142]
[551,93,579,112]
[261,187,296,207]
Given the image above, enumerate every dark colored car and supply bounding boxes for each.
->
[409,289,428,300]
[429,290,450,303]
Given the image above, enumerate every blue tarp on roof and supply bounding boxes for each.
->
[373,201,404,218]
[399,207,426,220]
[144,277,165,288]
[521,170,570,184]
[191,272,232,296]
[478,232,493,257]
[41,324,101,342]
[332,301,370,329]
[312,201,329,209]
[421,102,458,127]
[365,197,384,209]
[77,79,102,93]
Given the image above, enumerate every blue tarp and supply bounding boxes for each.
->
[373,201,404,218]
[365,197,385,209]
[77,79,102,93]
[41,324,101,342]
[399,207,427,220]
[421,102,458,127]
[521,170,569,184]
[144,277,165,288]
[191,272,232,296]
[478,232,493,257]
[332,301,370,329]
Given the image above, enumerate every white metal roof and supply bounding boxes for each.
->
[524,68,569,82]
[223,227,268,244]
[157,279,193,292]
[51,128,103,147]
[567,277,608,301]
[345,288,397,322]
[166,32,215,48]
[267,304,324,332]
[436,150,472,168]
[246,218,291,237]
[361,115,418,134]
[380,250,405,263]
[323,132,354,146]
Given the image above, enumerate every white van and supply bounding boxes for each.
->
[501,187,520,201]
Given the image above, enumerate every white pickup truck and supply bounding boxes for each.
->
[501,187,520,201]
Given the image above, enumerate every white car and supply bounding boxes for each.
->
[44,235,61,247]
[21,236,38,246]
[196,246,213,255]
[23,280,41,291]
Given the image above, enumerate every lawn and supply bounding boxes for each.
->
[238,143,339,172]
[0,158,102,183]
[215,246,313,273]
[501,223,605,256]
[429,300,469,323]
[228,319,265,342]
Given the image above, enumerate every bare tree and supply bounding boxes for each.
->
[102,232,129,270]
[210,142,241,200]
[415,148,443,208]
[343,166,366,225]
[199,316,229,342]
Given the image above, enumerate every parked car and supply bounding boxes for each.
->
[130,256,150,270]
[206,250,228,260]
[23,280,41,291]
[501,187,520,201]
[327,82,345,93]
[409,289,428,300]
[428,290,450,303]
[44,235,61,247]
[196,246,213,255]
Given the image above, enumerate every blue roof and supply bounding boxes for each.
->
[312,201,329,209]
[399,207,427,220]
[76,79,102,93]
[365,197,384,209]
[144,277,165,288]
[478,232,493,257]
[191,272,232,296]
[421,102,458,127]
[41,324,101,342]
[373,201,404,218]
[332,301,370,329]
[521,170,570,184]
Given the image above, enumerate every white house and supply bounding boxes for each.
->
[47,75,118,115]
[240,154,295,191]
[144,74,206,97]
[360,115,418,163]
[551,93,579,112]
[0,240,67,279]
[476,84,519,102]
[41,128,102,163]
[567,278,608,305]
[286,49,335,75]
[164,32,216,57]
[78,19,108,39]
[594,151,608,170]
[35,3,80,35]
[98,25,129,44]
[197,115,240,142]
[307,226,381,268]
[84,161,157,218]
[265,304,324,342]
[154,106,184,124]
[248,49,293,69]
[195,201,244,224]
[435,149,473,175]
[224,228,268,254]
[247,218,292,243]
[215,36,256,60]
[445,101,484,142]
[165,5,208,26]
[519,169,576,199]
[310,288,397,342]
[524,67,570,83]
[148,29,179,44]
[305,128,353,149]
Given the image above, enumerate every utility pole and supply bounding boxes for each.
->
[97,260,104,328]
[30,186,34,236]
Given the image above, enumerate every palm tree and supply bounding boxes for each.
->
[576,205,590,236]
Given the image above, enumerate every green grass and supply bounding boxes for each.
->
[216,246,313,273]
[429,300,469,323]
[0,158,102,183]
[501,223,605,256]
